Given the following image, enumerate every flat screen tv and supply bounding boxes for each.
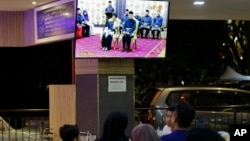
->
[75,0,170,58]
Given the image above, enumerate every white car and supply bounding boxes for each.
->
[0,116,51,141]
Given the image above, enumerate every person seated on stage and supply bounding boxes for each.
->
[82,10,95,36]
[100,20,114,51]
[77,8,90,37]
[110,13,122,48]
[122,11,136,52]
[139,10,152,38]
[105,1,115,26]
[151,10,163,39]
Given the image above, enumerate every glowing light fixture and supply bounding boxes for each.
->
[32,1,37,5]
[193,1,205,5]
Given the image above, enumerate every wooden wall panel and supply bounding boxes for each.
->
[75,59,98,75]
[98,59,134,74]
[24,9,35,46]
[0,12,24,47]
[49,84,76,141]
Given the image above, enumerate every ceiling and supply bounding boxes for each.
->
[0,0,250,20]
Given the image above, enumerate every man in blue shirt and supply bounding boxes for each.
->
[151,10,163,39]
[140,10,152,38]
[105,1,115,25]
[122,11,136,52]
[77,8,84,24]
[121,9,129,27]
[160,102,195,141]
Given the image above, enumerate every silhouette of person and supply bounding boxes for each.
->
[96,111,130,141]
[59,124,80,141]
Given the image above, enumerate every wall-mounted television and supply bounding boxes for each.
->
[34,0,76,44]
[75,0,170,58]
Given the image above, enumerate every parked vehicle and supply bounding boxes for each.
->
[0,116,51,141]
[135,86,250,131]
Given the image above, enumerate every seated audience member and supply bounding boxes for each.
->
[59,124,80,141]
[122,11,136,52]
[151,10,163,39]
[161,104,177,136]
[77,8,90,37]
[131,124,160,141]
[100,20,114,51]
[96,111,130,141]
[186,126,226,141]
[82,10,95,36]
[140,10,152,38]
[160,102,195,141]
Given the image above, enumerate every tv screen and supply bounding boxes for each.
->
[34,0,76,44]
[75,0,170,58]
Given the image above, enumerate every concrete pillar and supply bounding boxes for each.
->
[75,58,134,137]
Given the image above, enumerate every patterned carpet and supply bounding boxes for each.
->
[75,34,167,58]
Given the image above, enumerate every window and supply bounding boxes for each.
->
[166,91,194,105]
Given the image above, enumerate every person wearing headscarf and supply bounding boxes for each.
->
[82,10,94,36]
[96,111,129,141]
[131,124,160,141]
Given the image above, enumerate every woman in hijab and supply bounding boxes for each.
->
[96,111,129,141]
[82,10,94,36]
[131,124,160,141]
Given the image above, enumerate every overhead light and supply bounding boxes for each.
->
[193,1,205,5]
[32,1,37,5]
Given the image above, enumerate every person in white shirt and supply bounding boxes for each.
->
[161,104,177,136]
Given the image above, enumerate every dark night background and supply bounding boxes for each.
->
[0,40,72,110]
[135,20,250,91]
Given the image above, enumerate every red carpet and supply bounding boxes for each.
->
[75,34,167,58]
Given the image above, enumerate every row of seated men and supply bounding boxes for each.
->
[128,9,163,39]
[101,10,163,52]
